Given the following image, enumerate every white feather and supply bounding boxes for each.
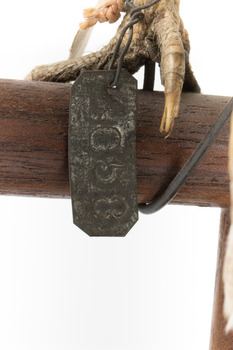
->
[69,0,108,58]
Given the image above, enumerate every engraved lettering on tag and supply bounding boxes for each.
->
[94,162,126,184]
[93,196,126,219]
[90,127,121,151]
[69,70,138,236]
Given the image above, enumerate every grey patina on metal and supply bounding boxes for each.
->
[69,70,138,236]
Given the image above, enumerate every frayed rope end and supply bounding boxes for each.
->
[79,0,125,30]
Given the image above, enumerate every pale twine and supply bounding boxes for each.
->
[79,0,126,30]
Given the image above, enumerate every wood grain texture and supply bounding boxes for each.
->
[0,79,231,206]
[209,209,233,350]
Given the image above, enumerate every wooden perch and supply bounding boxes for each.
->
[0,79,231,207]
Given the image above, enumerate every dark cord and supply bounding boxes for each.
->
[139,97,233,214]
[108,0,233,216]
[109,0,161,87]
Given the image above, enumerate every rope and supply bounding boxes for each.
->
[79,0,126,30]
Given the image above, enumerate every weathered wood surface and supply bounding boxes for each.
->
[0,79,231,207]
[209,209,233,350]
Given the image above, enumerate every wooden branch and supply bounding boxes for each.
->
[209,209,233,349]
[0,79,231,207]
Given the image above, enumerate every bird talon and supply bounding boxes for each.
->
[160,90,181,136]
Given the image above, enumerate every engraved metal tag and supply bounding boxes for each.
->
[69,70,138,236]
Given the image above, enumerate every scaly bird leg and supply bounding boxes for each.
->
[26,0,200,136]
[25,11,149,82]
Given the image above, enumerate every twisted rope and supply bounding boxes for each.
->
[80,0,126,30]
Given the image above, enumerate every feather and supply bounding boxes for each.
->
[69,0,107,59]
[69,27,94,59]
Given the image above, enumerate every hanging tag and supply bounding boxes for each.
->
[69,69,138,236]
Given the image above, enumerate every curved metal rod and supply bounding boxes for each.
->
[139,97,233,214]
[109,0,161,87]
[109,13,144,87]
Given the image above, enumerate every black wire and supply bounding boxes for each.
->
[109,12,144,87]
[109,0,161,87]
[139,97,233,214]
[107,0,233,216]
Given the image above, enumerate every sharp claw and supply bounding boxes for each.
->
[156,26,185,137]
[160,90,181,137]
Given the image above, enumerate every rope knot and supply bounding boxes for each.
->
[80,0,126,30]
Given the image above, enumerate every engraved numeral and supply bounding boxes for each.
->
[94,162,124,184]
[90,127,121,151]
[93,196,126,219]
[69,70,138,236]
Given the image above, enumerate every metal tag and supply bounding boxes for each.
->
[69,70,138,236]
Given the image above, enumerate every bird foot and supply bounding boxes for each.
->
[26,0,200,136]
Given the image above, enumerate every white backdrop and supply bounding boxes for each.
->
[0,1,232,349]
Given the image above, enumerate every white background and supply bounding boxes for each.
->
[0,1,232,349]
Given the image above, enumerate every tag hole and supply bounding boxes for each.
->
[107,86,117,96]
